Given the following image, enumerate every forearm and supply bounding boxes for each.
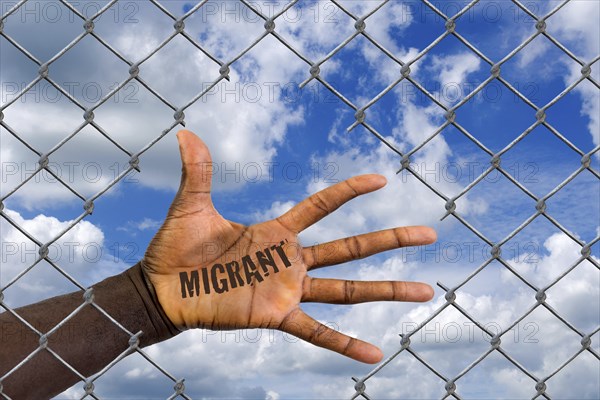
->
[0,263,179,399]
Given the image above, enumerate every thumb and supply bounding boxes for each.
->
[176,129,213,196]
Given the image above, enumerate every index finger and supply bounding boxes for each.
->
[276,174,387,233]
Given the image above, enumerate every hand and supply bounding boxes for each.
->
[142,130,437,364]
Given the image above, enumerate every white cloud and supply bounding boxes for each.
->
[0,208,123,307]
[117,217,162,234]
[252,200,294,222]
[517,35,551,70]
[294,139,457,245]
[301,232,599,398]
[266,57,488,247]
[514,0,599,146]
[0,1,323,209]
[551,0,600,148]
[503,232,600,330]
[429,52,482,91]
[549,0,600,59]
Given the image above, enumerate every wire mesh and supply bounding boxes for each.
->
[0,0,598,399]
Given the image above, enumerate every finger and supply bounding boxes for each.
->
[279,308,383,364]
[302,226,437,270]
[302,277,434,304]
[176,130,213,196]
[276,174,387,233]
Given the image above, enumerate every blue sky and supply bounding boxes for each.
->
[1,0,599,398]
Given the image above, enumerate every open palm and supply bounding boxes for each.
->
[142,130,437,364]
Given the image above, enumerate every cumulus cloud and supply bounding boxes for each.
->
[429,52,482,97]
[0,208,124,307]
[300,232,599,398]
[259,52,488,247]
[550,0,600,148]
[1,0,324,209]
[117,217,162,234]
[503,232,599,330]
[514,0,599,146]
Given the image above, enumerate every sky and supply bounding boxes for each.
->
[1,0,599,399]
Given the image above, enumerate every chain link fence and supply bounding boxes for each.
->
[1,0,598,398]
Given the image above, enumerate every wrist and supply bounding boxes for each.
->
[127,262,183,340]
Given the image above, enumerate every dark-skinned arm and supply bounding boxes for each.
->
[0,264,179,399]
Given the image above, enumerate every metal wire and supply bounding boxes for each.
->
[0,0,598,399]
